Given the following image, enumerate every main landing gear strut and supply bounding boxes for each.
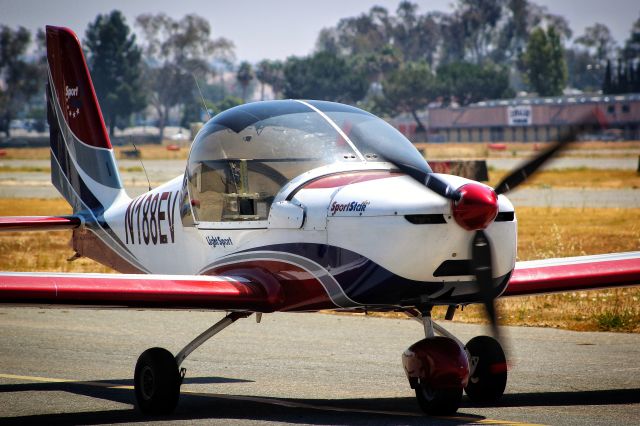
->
[133,311,251,415]
[402,307,507,416]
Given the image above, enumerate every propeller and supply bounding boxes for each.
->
[387,109,607,342]
[462,109,606,342]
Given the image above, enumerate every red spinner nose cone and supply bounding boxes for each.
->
[451,184,499,231]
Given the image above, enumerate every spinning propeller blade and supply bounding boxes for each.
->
[471,230,501,341]
[391,108,607,340]
[494,109,607,195]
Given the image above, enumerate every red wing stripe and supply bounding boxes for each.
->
[505,255,640,297]
[0,216,82,232]
[0,272,281,311]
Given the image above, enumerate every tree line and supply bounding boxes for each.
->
[1,0,639,138]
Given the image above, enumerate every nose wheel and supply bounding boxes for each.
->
[464,335,507,403]
[134,347,181,415]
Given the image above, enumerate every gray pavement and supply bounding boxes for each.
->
[0,308,639,425]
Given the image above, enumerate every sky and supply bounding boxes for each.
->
[1,0,639,63]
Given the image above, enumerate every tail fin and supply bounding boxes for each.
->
[46,26,126,214]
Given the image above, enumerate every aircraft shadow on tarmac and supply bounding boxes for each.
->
[1,378,639,425]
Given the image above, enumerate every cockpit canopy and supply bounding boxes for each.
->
[184,100,430,224]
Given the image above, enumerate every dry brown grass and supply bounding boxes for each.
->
[1,199,639,332]
[4,141,639,161]
[416,141,640,159]
[487,168,640,189]
[1,144,189,160]
[0,199,111,273]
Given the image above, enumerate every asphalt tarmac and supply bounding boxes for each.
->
[0,308,639,425]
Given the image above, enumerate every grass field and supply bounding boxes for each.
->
[416,141,640,159]
[0,197,638,332]
[487,168,640,189]
[2,140,639,161]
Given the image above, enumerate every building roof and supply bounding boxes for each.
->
[428,93,640,129]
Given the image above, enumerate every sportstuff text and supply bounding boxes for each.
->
[330,200,370,215]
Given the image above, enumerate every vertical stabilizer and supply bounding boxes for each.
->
[46,25,126,214]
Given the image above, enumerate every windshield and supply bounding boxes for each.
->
[185,100,430,224]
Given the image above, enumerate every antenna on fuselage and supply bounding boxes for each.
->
[193,74,212,121]
[130,138,152,192]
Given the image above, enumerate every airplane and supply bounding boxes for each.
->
[1,25,639,417]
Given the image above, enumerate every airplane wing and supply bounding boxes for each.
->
[503,251,640,297]
[0,271,283,312]
[0,216,283,312]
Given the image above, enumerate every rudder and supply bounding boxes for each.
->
[46,25,126,214]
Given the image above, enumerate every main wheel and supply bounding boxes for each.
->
[134,347,181,415]
[464,335,507,403]
[415,384,462,416]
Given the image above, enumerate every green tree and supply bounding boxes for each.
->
[136,13,234,141]
[255,60,271,100]
[622,14,640,62]
[214,95,243,114]
[392,2,440,65]
[456,0,504,64]
[575,23,617,65]
[236,61,254,102]
[602,59,613,94]
[0,26,40,138]
[85,11,146,136]
[283,51,368,103]
[436,61,513,105]
[565,48,601,92]
[256,59,286,100]
[522,27,567,96]
[381,61,437,132]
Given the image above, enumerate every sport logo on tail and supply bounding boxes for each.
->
[64,85,81,118]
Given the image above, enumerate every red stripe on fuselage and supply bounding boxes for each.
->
[303,171,402,189]
[206,260,335,311]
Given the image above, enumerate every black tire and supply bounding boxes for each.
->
[464,335,507,403]
[134,347,181,415]
[415,385,462,416]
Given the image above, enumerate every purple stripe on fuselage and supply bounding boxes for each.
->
[238,243,509,305]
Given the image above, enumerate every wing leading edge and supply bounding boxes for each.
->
[0,271,284,312]
[504,251,640,297]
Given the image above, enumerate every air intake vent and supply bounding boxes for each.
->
[405,214,447,224]
[495,211,515,222]
[434,260,472,277]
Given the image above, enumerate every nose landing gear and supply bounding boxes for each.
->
[404,307,507,416]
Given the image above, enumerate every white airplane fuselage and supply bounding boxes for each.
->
[84,162,517,311]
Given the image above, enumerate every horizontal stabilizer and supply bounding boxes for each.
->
[0,216,82,232]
